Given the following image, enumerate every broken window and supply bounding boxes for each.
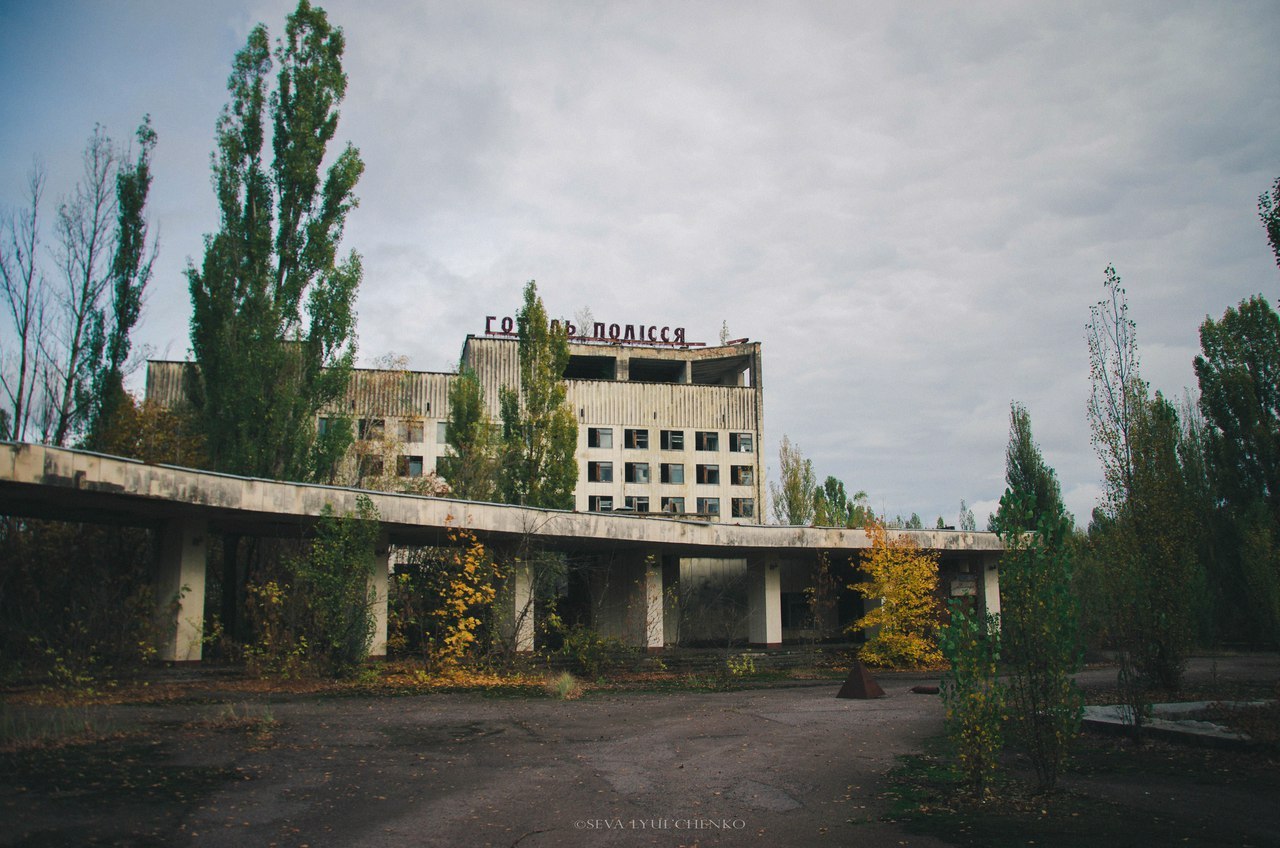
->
[695,431,719,451]
[661,496,685,514]
[729,433,753,453]
[358,454,383,478]
[437,421,449,443]
[732,498,755,518]
[730,465,754,486]
[588,427,613,449]
[624,428,649,449]
[696,464,720,484]
[588,461,613,483]
[588,495,614,512]
[397,455,424,477]
[358,418,385,440]
[660,463,684,484]
[696,497,720,516]
[625,496,650,512]
[399,420,424,443]
[660,430,684,450]
[625,462,650,484]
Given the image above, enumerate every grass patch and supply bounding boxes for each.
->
[884,734,1280,848]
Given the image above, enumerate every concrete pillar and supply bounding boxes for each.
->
[747,558,782,647]
[154,517,207,662]
[982,552,1002,622]
[368,544,392,658]
[641,554,664,651]
[502,559,535,652]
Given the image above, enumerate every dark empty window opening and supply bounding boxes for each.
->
[695,431,719,451]
[729,433,753,453]
[625,496,650,512]
[358,418,385,440]
[696,497,720,516]
[564,355,616,380]
[588,495,614,512]
[628,357,686,383]
[588,427,613,448]
[732,497,755,518]
[660,463,684,484]
[731,465,753,486]
[624,428,649,449]
[625,462,650,484]
[588,461,613,482]
[696,464,720,484]
[661,430,684,450]
[661,497,685,514]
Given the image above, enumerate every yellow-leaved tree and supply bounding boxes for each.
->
[850,520,943,668]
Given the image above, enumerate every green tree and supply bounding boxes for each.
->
[958,499,976,532]
[85,118,158,449]
[498,280,577,509]
[938,601,1003,799]
[291,495,381,676]
[1259,177,1280,271]
[812,475,871,527]
[187,0,363,482]
[1195,295,1280,645]
[1087,268,1199,695]
[441,364,499,501]
[992,402,1068,533]
[998,488,1083,791]
[770,435,815,525]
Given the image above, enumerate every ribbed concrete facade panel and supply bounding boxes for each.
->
[567,381,757,431]
[145,361,188,408]
[332,370,452,418]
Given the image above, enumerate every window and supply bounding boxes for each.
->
[624,428,649,449]
[587,461,613,482]
[437,421,449,443]
[397,455,424,477]
[625,496,650,512]
[588,427,613,448]
[318,416,337,436]
[696,497,721,516]
[358,418,385,440]
[696,464,720,484]
[625,462,650,484]
[399,420,424,443]
[730,465,754,486]
[660,463,684,484]
[732,497,755,518]
[660,430,684,450]
[588,495,614,512]
[661,496,685,514]
[695,431,719,451]
[729,433,754,453]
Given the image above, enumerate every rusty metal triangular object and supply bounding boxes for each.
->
[836,660,886,699]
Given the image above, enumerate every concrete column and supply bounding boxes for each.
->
[368,544,392,658]
[154,517,208,662]
[641,554,664,651]
[747,557,782,647]
[982,552,1002,622]
[502,559,535,652]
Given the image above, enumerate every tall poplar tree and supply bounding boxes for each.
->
[442,365,499,502]
[498,281,577,509]
[187,0,363,481]
[992,402,1068,533]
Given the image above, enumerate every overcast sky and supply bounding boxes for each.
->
[2,1,1278,527]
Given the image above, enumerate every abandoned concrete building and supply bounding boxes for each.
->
[139,321,1000,654]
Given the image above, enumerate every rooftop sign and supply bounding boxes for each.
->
[484,315,704,347]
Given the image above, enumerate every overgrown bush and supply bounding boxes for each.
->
[939,600,1003,800]
[851,520,943,668]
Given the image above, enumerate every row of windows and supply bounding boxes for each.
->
[323,417,449,445]
[586,462,754,485]
[587,495,755,518]
[587,428,753,453]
